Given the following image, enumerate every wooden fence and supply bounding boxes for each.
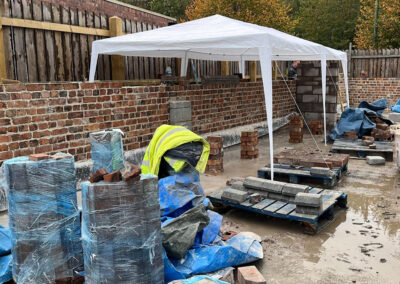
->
[0,0,174,82]
[347,48,400,78]
[0,0,291,83]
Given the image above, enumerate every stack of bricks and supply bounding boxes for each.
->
[289,116,304,143]
[309,121,323,135]
[370,118,393,141]
[206,136,224,175]
[240,131,259,159]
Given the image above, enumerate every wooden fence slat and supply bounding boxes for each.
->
[70,8,81,81]
[100,14,111,80]
[43,2,56,81]
[12,0,28,82]
[2,1,14,79]
[87,11,95,80]
[22,0,37,82]
[62,6,73,81]
[32,1,46,81]
[136,22,144,80]
[93,12,102,80]
[396,49,400,78]
[78,10,88,81]
[53,4,65,81]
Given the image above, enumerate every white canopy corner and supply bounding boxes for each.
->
[89,14,349,180]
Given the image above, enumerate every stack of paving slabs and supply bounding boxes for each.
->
[242,177,310,203]
[81,175,163,283]
[370,117,393,141]
[309,121,323,135]
[2,154,83,284]
[294,192,322,215]
[289,116,303,143]
[206,136,224,175]
[240,131,259,159]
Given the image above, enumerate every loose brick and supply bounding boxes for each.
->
[237,266,266,284]
[103,170,122,182]
[29,153,51,161]
[89,168,108,183]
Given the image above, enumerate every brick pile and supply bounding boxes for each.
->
[309,120,322,135]
[289,116,303,143]
[206,136,224,175]
[344,131,358,140]
[370,117,393,141]
[240,131,259,159]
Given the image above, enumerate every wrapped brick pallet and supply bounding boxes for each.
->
[2,155,83,284]
[81,177,163,284]
[90,129,124,173]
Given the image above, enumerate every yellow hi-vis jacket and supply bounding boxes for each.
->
[141,124,210,175]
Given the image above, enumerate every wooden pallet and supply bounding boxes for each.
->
[257,163,347,188]
[208,187,347,234]
[331,138,393,161]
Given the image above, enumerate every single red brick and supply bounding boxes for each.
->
[29,153,51,161]
[237,265,266,284]
[103,169,122,182]
[89,168,108,183]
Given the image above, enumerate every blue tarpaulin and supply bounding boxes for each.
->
[391,98,400,113]
[175,275,230,284]
[329,98,391,140]
[0,226,12,283]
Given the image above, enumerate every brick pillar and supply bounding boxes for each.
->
[240,131,259,159]
[206,136,224,175]
[289,115,303,143]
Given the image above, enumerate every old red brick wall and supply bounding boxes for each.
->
[0,80,296,164]
[339,77,400,109]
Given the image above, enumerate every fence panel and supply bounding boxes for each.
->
[349,48,400,78]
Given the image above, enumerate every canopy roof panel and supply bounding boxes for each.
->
[90,14,346,62]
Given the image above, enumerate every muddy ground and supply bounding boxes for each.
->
[202,127,400,284]
[0,127,398,284]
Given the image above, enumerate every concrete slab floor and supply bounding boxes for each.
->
[0,126,398,283]
[202,127,400,284]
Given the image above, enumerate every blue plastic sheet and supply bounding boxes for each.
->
[89,129,124,173]
[0,226,11,256]
[164,234,263,282]
[159,168,206,218]
[0,254,12,283]
[391,98,400,113]
[329,99,390,140]
[195,210,223,246]
[358,98,388,115]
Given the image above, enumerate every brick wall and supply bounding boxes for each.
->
[338,77,400,109]
[0,80,295,164]
[296,62,339,127]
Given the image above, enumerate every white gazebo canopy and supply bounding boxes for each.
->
[89,14,350,179]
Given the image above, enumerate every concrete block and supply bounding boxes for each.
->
[249,193,263,204]
[243,177,285,194]
[231,181,246,191]
[302,94,319,103]
[297,86,312,94]
[294,192,322,208]
[237,265,266,284]
[366,156,385,165]
[389,112,400,123]
[282,183,309,196]
[229,177,245,185]
[296,205,321,215]
[304,67,320,77]
[310,167,334,177]
[170,100,191,109]
[206,267,235,284]
[268,192,287,202]
[221,188,248,204]
[170,107,192,123]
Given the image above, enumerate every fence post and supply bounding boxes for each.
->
[347,42,352,77]
[221,61,229,75]
[109,16,125,80]
[0,17,7,80]
[250,61,257,82]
